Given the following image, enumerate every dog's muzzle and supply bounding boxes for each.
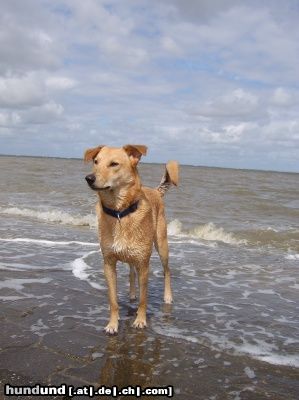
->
[85,174,110,190]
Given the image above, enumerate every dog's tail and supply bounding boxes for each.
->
[156,160,179,197]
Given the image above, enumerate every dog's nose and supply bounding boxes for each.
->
[85,174,96,185]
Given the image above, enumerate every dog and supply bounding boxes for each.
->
[84,144,179,334]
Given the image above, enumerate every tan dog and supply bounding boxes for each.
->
[84,145,179,334]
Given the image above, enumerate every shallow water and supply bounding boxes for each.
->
[0,155,298,399]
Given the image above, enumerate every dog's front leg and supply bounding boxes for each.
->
[133,264,149,329]
[104,258,119,334]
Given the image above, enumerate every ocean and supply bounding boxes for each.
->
[0,155,298,399]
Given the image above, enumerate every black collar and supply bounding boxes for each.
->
[102,201,139,220]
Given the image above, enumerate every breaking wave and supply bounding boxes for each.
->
[3,206,296,250]
[0,206,245,246]
[167,219,245,245]
[0,237,98,247]
[0,206,97,228]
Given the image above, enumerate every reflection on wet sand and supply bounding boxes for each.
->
[99,321,162,389]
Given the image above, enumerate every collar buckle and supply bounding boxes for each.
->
[102,200,139,221]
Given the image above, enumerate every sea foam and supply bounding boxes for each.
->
[0,237,98,247]
[1,206,244,245]
[167,219,245,245]
[285,254,299,260]
[71,251,104,290]
[0,206,97,228]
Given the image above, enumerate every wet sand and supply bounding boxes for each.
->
[1,267,298,400]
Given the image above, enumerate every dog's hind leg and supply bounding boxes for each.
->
[104,258,119,334]
[155,214,173,304]
[129,264,137,301]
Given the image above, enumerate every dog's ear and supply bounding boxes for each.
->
[123,145,147,166]
[84,146,105,163]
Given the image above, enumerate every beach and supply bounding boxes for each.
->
[0,155,298,399]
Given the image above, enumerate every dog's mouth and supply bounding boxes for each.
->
[89,185,111,191]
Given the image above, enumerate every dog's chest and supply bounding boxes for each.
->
[110,224,142,258]
[111,232,128,254]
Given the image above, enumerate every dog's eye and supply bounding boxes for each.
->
[109,161,119,167]
[94,159,98,165]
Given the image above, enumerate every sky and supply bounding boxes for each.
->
[0,0,299,172]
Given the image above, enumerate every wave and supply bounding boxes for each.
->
[167,219,245,245]
[0,206,97,228]
[239,228,299,252]
[2,205,297,251]
[152,323,299,368]
[0,206,245,246]
[0,237,98,247]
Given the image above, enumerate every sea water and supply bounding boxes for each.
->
[0,156,298,399]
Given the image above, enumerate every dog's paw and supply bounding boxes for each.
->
[104,322,118,334]
[132,317,147,329]
[164,294,173,304]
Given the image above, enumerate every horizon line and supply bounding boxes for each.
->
[0,153,298,175]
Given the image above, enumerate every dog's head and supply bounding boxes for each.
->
[84,145,147,191]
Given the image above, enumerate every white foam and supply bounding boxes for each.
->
[244,366,256,379]
[209,334,299,368]
[72,258,90,280]
[152,323,299,368]
[71,251,105,290]
[0,277,52,290]
[266,227,279,232]
[285,254,299,260]
[30,318,49,337]
[167,219,245,245]
[91,352,104,360]
[0,237,98,247]
[0,206,243,245]
[0,206,97,228]
[167,219,183,236]
[253,353,299,368]
[152,324,199,344]
[89,281,104,290]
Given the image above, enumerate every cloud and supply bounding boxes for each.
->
[45,76,77,91]
[0,1,61,74]
[271,88,296,107]
[192,89,260,120]
[0,74,45,108]
[0,111,21,127]
[161,36,182,56]
[22,101,64,124]
[0,0,298,171]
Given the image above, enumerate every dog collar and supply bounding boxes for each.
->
[102,201,139,221]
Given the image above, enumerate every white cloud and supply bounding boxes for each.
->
[161,36,182,56]
[100,37,149,67]
[0,1,61,74]
[45,76,77,90]
[271,88,295,107]
[0,111,21,127]
[216,123,255,143]
[0,74,45,108]
[192,89,259,119]
[263,119,299,143]
[22,101,64,124]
